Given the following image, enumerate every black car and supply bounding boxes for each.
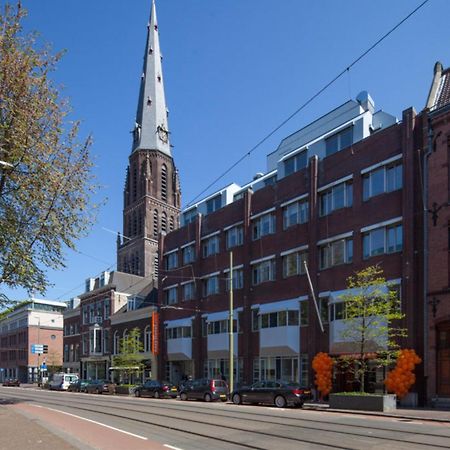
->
[85,379,115,394]
[2,379,20,387]
[231,380,311,408]
[134,380,178,399]
[179,378,228,402]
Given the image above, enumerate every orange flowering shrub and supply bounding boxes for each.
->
[384,349,422,399]
[312,352,334,397]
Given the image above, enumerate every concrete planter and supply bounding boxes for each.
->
[329,393,397,412]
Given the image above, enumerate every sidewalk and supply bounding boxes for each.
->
[303,402,450,423]
[0,403,80,450]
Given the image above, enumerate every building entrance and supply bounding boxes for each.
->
[437,322,450,396]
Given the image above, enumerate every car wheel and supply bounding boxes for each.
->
[135,389,141,397]
[232,393,242,405]
[180,392,188,401]
[154,391,160,399]
[204,393,212,402]
[274,395,287,408]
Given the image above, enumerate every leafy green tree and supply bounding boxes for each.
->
[113,328,145,383]
[0,3,98,296]
[336,265,407,393]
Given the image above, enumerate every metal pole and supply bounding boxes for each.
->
[229,251,234,394]
[303,261,324,333]
[37,317,40,385]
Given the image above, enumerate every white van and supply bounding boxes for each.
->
[49,373,79,390]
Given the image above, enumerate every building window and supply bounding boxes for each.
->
[165,251,178,270]
[164,286,178,305]
[182,244,195,264]
[283,199,309,229]
[144,326,151,352]
[319,237,353,270]
[319,181,353,217]
[325,126,353,156]
[284,150,307,177]
[206,195,222,214]
[260,310,299,328]
[182,282,195,301]
[161,212,167,234]
[207,319,236,335]
[300,354,309,387]
[202,235,220,258]
[363,162,403,200]
[252,309,259,331]
[63,344,69,362]
[166,326,191,339]
[252,213,276,240]
[282,250,308,278]
[113,331,119,355]
[226,225,243,249]
[104,299,110,319]
[103,329,109,354]
[363,222,403,259]
[183,208,197,225]
[319,297,329,324]
[300,301,309,326]
[252,259,276,285]
[226,268,244,290]
[203,276,220,296]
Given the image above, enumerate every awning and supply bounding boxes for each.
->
[108,366,141,370]
[164,316,194,328]
[258,299,301,314]
[202,308,243,322]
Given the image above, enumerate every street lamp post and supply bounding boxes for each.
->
[229,251,234,394]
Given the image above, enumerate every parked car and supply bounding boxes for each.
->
[231,380,311,408]
[134,380,178,399]
[2,379,20,387]
[49,373,79,391]
[67,379,90,393]
[85,379,115,394]
[179,378,228,402]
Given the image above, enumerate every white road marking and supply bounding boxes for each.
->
[164,445,185,450]
[31,404,148,440]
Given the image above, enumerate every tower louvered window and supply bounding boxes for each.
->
[154,255,159,278]
[132,165,138,201]
[161,164,167,201]
[133,210,138,235]
[153,210,159,239]
[169,216,174,232]
[161,212,167,233]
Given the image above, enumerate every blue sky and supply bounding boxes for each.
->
[3,0,449,302]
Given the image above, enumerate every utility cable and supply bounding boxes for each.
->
[185,0,430,207]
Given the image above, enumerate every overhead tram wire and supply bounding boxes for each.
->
[185,0,430,208]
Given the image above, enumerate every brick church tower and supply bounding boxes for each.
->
[117,0,181,279]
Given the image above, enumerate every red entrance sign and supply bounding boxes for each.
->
[151,312,160,355]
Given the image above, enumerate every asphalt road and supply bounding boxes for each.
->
[1,386,450,450]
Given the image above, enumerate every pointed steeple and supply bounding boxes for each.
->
[133,0,171,156]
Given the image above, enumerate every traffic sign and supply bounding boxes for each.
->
[31,344,44,354]
[40,363,47,370]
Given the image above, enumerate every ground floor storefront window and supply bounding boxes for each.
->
[203,358,243,387]
[165,360,194,385]
[253,355,309,386]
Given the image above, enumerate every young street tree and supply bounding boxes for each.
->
[113,328,145,383]
[337,265,407,393]
[0,3,98,299]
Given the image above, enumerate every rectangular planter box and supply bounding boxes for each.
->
[329,393,397,412]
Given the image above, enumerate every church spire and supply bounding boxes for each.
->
[133,0,171,156]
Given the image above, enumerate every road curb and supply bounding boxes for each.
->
[302,403,450,423]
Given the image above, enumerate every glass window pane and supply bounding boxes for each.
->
[371,168,385,197]
[332,240,345,265]
[363,175,370,201]
[285,157,295,176]
[278,310,287,326]
[333,183,345,210]
[288,310,299,326]
[363,234,370,259]
[371,228,385,255]
[326,134,339,156]
[340,127,353,149]
[346,183,353,207]
[261,314,269,328]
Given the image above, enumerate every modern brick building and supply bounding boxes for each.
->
[158,90,427,401]
[0,298,66,383]
[423,62,450,405]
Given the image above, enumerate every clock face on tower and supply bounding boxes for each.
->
[157,125,169,144]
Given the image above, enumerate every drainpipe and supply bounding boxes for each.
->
[423,117,433,401]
